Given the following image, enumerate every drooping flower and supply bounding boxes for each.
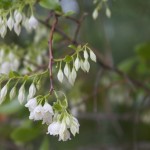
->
[83,59,90,72]
[42,102,54,125]
[7,16,14,31]
[25,98,37,112]
[14,10,22,24]
[89,50,96,62]
[0,23,7,38]
[74,57,80,71]
[28,15,38,29]
[28,83,36,99]
[32,104,44,120]
[64,63,70,78]
[57,69,64,83]
[59,129,71,141]
[18,84,25,104]
[69,68,77,85]
[0,84,8,104]
[47,121,61,136]
[84,50,89,59]
[10,86,16,99]
[14,23,21,36]
[70,116,80,136]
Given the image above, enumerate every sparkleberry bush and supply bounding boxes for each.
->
[0,0,101,142]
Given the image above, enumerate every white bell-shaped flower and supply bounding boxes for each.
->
[84,50,89,59]
[64,63,70,78]
[28,83,36,99]
[59,129,71,141]
[18,85,25,104]
[14,10,22,24]
[33,104,44,120]
[83,59,90,72]
[47,121,61,136]
[74,57,80,71]
[14,23,21,36]
[25,98,37,112]
[28,15,38,29]
[57,69,64,83]
[42,112,53,125]
[0,24,7,38]
[43,102,54,114]
[7,16,14,31]
[0,84,8,104]
[90,50,96,62]
[1,62,11,74]
[70,117,80,136]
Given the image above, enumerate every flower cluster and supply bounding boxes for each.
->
[0,3,38,38]
[25,91,80,141]
[92,0,111,20]
[0,48,20,74]
[57,46,96,85]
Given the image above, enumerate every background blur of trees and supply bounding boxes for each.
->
[1,0,150,149]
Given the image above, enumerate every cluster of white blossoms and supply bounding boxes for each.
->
[57,47,96,85]
[25,94,80,141]
[0,9,38,38]
[0,48,20,74]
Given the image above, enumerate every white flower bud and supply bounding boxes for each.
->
[84,50,89,59]
[7,16,14,31]
[57,69,64,83]
[90,50,96,62]
[14,10,22,24]
[0,84,8,104]
[28,83,36,99]
[92,9,98,20]
[106,8,111,18]
[18,85,25,104]
[69,68,77,85]
[74,57,80,71]
[83,59,90,72]
[28,15,38,29]
[10,86,16,99]
[64,63,70,78]
[80,59,86,72]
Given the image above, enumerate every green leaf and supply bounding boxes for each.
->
[9,71,20,78]
[0,100,23,115]
[53,102,63,112]
[40,137,50,150]
[64,55,72,63]
[68,44,77,50]
[60,99,68,109]
[11,127,40,143]
[63,11,75,16]
[39,0,61,10]
[135,43,150,61]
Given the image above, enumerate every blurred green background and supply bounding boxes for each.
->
[1,0,150,150]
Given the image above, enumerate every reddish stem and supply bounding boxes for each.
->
[48,14,58,94]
